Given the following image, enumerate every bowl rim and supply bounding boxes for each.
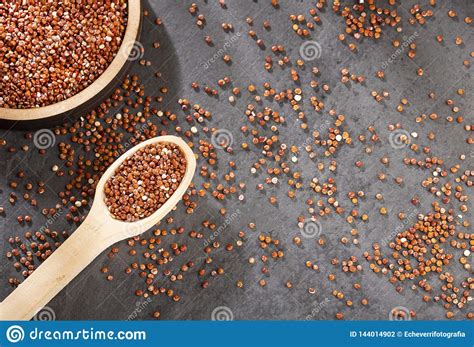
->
[0,0,141,121]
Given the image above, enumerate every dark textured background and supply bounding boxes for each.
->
[1,0,473,320]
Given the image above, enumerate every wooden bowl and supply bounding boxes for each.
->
[0,0,142,130]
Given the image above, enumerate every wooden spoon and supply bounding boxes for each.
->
[0,135,196,320]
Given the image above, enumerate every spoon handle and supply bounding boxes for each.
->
[0,216,108,320]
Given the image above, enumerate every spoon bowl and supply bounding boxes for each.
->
[0,135,196,320]
[93,135,197,240]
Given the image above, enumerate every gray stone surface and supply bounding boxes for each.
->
[1,0,473,320]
